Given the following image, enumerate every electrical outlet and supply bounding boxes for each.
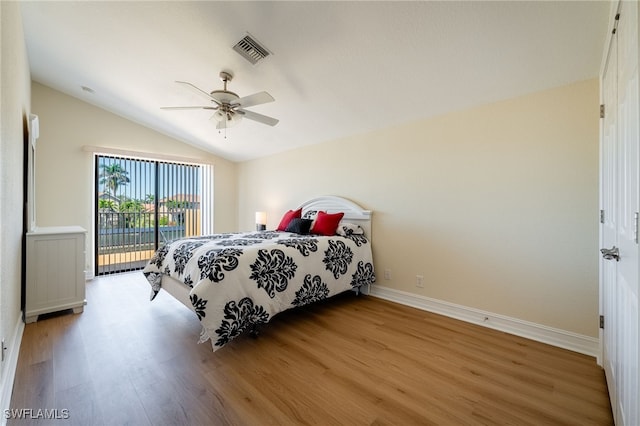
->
[416,275,424,288]
[384,269,391,280]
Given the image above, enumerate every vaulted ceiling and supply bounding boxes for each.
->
[20,1,610,162]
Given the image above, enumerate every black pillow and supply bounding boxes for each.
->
[285,218,313,235]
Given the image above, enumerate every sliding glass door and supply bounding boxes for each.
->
[95,154,201,275]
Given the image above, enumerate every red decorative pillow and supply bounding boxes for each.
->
[310,211,344,236]
[277,208,302,231]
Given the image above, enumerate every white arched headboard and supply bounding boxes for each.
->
[297,195,372,238]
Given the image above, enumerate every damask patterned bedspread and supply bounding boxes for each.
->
[142,231,375,351]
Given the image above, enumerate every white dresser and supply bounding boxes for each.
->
[26,226,87,323]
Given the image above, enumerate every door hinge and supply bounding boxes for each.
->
[635,212,639,244]
[600,104,605,119]
[599,315,604,329]
[613,13,620,35]
[600,209,605,224]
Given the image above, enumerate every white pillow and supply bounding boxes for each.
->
[336,222,364,236]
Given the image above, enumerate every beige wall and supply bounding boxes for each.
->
[0,0,31,402]
[31,82,238,274]
[238,79,599,338]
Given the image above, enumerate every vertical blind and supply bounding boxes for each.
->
[95,154,210,275]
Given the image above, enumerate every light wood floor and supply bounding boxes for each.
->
[10,272,613,425]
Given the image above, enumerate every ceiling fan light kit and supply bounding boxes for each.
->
[211,108,242,129]
[161,70,279,133]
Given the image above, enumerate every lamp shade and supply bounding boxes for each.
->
[255,211,267,226]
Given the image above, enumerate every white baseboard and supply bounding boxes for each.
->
[368,285,599,358]
[0,315,24,426]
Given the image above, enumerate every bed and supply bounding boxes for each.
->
[142,196,375,351]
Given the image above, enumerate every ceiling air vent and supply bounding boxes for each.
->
[233,33,271,65]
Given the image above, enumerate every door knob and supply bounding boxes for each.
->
[600,246,620,262]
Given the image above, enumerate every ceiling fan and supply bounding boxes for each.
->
[161,71,279,130]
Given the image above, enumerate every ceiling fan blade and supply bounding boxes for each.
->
[161,106,217,110]
[234,91,274,109]
[238,109,279,126]
[175,81,221,106]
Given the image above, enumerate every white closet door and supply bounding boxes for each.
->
[601,16,618,417]
[600,1,640,425]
